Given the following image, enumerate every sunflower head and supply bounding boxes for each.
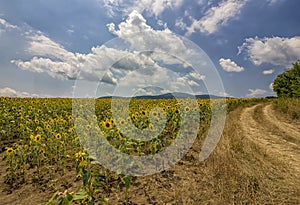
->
[152,111,158,117]
[131,114,136,120]
[184,106,190,112]
[104,120,112,129]
[110,118,115,124]
[6,147,14,155]
[55,133,61,140]
[119,118,126,126]
[35,134,41,142]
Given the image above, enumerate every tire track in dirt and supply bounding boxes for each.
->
[240,104,300,174]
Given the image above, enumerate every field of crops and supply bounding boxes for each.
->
[0,97,267,204]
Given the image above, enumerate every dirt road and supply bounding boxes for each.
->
[240,103,300,174]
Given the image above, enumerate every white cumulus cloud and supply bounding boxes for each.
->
[262,69,274,75]
[0,18,18,30]
[0,18,18,36]
[12,11,218,97]
[0,87,38,97]
[186,0,248,35]
[219,58,244,72]
[107,10,189,55]
[269,83,274,90]
[239,36,300,66]
[12,33,131,82]
[246,88,267,97]
[175,18,187,30]
[102,0,183,17]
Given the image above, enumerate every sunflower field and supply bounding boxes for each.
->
[0,96,265,204]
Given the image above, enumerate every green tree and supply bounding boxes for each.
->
[273,61,300,98]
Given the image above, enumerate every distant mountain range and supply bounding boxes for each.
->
[98,92,226,99]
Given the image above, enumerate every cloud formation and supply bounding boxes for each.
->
[0,18,18,30]
[267,0,285,6]
[269,83,274,90]
[102,0,183,17]
[247,88,267,97]
[12,33,130,82]
[186,0,248,34]
[239,36,300,66]
[12,11,208,96]
[262,69,274,75]
[0,87,38,97]
[0,18,18,35]
[107,10,189,55]
[219,58,244,72]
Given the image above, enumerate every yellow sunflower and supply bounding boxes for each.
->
[184,106,190,112]
[103,120,112,130]
[35,134,41,142]
[6,147,14,155]
[55,133,61,140]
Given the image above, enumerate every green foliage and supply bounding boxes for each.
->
[273,61,300,98]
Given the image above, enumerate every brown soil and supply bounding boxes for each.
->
[1,103,300,204]
[0,158,80,205]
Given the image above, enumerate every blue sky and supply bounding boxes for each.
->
[0,0,299,98]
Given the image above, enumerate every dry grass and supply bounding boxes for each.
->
[211,105,300,204]
[273,98,300,120]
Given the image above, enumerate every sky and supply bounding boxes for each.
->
[0,0,300,98]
